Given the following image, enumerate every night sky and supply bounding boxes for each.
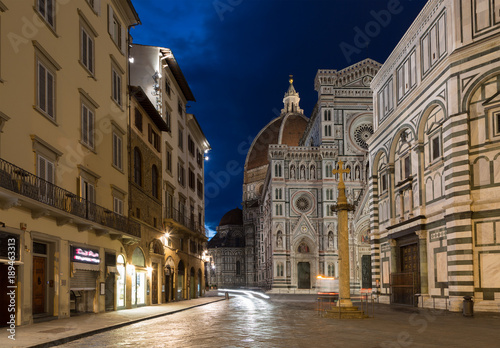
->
[130,0,426,237]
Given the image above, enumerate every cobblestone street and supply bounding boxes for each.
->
[57,294,500,348]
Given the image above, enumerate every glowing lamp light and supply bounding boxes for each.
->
[204,156,209,161]
[128,57,134,63]
[147,266,153,274]
[126,264,135,274]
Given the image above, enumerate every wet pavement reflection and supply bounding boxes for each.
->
[59,294,500,348]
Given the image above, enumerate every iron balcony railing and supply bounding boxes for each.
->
[165,207,206,236]
[0,157,140,238]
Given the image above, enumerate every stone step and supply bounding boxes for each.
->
[324,306,367,319]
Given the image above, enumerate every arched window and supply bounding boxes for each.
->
[134,147,142,186]
[152,164,158,198]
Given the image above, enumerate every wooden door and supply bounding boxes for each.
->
[152,264,158,304]
[362,255,372,289]
[297,262,310,289]
[33,256,46,314]
[398,243,420,305]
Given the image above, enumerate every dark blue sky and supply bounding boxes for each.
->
[130,0,426,237]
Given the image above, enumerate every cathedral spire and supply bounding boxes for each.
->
[281,75,303,115]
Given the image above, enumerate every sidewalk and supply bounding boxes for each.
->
[4,295,225,348]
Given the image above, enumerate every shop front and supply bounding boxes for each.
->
[116,254,126,309]
[131,248,147,307]
[69,245,100,314]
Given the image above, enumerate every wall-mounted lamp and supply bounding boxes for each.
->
[129,57,134,63]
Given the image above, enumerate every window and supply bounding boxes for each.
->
[134,147,142,186]
[108,5,125,52]
[165,79,171,96]
[189,168,195,190]
[166,143,172,173]
[148,124,161,152]
[378,78,394,121]
[37,0,54,27]
[402,155,411,180]
[324,164,332,178]
[381,173,388,192]
[397,51,416,101]
[324,125,332,137]
[152,165,159,198]
[178,162,185,186]
[197,179,203,198]
[134,108,142,131]
[431,134,441,162]
[80,177,96,203]
[37,61,55,119]
[37,154,55,203]
[421,13,446,75]
[324,109,331,121]
[275,163,282,177]
[196,149,203,168]
[236,261,241,275]
[81,103,95,149]
[81,27,94,74]
[112,132,123,170]
[188,135,195,156]
[164,109,171,132]
[178,99,183,116]
[492,112,500,136]
[86,0,101,14]
[275,188,282,200]
[178,128,183,150]
[112,68,122,106]
[113,196,123,215]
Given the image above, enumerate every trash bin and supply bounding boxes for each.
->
[463,296,473,317]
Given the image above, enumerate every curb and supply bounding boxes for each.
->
[29,298,226,348]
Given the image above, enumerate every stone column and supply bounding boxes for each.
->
[332,160,354,308]
[416,231,428,294]
[408,187,414,218]
[399,191,404,222]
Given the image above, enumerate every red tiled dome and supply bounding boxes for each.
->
[219,208,243,227]
[245,114,308,170]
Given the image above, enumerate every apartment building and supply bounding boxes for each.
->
[0,0,139,325]
[129,44,210,300]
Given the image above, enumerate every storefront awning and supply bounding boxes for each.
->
[107,266,118,273]
[72,262,100,272]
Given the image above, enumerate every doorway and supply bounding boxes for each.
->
[33,256,46,314]
[361,255,372,289]
[152,263,158,304]
[297,262,310,289]
[391,242,420,305]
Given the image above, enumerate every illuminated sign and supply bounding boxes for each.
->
[71,246,100,264]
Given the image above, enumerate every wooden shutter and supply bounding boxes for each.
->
[121,25,127,54]
[108,4,114,35]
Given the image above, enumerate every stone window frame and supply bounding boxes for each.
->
[78,9,98,76]
[165,141,173,175]
[111,120,125,172]
[31,135,62,185]
[34,41,61,124]
[78,165,100,204]
[111,184,126,216]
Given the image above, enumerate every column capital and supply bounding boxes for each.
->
[389,239,397,247]
[416,230,427,240]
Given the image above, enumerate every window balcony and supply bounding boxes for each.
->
[164,207,206,238]
[0,157,140,240]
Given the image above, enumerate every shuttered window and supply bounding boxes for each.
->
[37,61,55,119]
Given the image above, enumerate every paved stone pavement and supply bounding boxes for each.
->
[3,295,224,348]
[3,292,500,348]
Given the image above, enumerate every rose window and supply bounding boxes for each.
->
[295,196,311,212]
[354,124,373,150]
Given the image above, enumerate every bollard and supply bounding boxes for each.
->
[463,296,473,317]
[225,292,229,300]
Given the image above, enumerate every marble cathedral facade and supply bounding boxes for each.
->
[368,0,500,312]
[238,59,381,292]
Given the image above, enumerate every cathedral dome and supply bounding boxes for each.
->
[245,113,308,171]
[219,207,243,227]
